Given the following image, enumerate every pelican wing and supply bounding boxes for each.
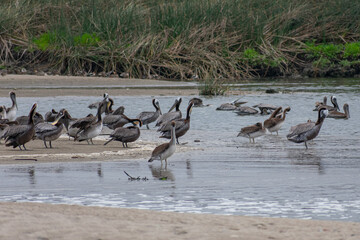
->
[4,124,31,139]
[156,111,181,126]
[239,124,261,136]
[137,111,157,123]
[71,115,96,129]
[151,142,170,158]
[287,122,315,138]
[35,122,58,134]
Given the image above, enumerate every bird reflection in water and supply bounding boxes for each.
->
[148,165,175,181]
[28,166,36,185]
[186,159,193,179]
[97,163,103,178]
[288,150,324,174]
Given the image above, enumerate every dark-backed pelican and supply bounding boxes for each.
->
[104,118,142,148]
[5,103,37,150]
[287,107,328,149]
[137,99,162,129]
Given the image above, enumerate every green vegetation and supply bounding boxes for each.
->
[1,0,360,79]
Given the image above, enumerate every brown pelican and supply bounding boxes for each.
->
[74,102,107,144]
[88,93,113,115]
[103,106,130,130]
[327,104,350,119]
[35,111,65,148]
[44,109,58,122]
[216,99,247,111]
[0,121,18,143]
[314,96,327,110]
[189,97,209,107]
[252,103,278,115]
[234,106,259,115]
[237,122,267,143]
[313,96,339,111]
[5,92,18,121]
[287,107,328,149]
[264,107,291,135]
[158,101,194,144]
[137,99,162,129]
[155,97,182,127]
[5,103,37,150]
[15,112,44,125]
[148,121,177,168]
[104,118,142,147]
[57,109,82,139]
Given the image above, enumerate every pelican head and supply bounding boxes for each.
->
[51,111,64,125]
[330,96,340,111]
[168,97,182,113]
[10,92,18,110]
[132,119,143,127]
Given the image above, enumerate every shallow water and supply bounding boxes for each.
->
[0,78,359,221]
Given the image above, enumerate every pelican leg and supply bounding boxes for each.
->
[43,141,48,148]
[165,159,168,169]
[22,144,27,150]
[90,139,94,145]
[86,139,90,144]
[125,142,128,148]
[122,142,125,148]
[176,138,179,145]
[49,141,53,148]
[146,124,150,130]
[18,145,23,150]
[249,138,251,143]
[276,131,278,136]
[305,141,308,149]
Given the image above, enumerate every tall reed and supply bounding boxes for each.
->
[1,0,359,79]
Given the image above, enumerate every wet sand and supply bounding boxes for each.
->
[0,202,359,240]
[0,136,158,165]
[1,74,359,239]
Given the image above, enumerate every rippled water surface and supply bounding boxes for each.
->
[0,78,359,221]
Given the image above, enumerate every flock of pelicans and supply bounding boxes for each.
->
[0,92,350,167]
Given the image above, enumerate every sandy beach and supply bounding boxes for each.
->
[0,202,359,240]
[1,74,359,239]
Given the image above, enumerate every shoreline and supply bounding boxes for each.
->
[1,74,359,239]
[0,202,359,240]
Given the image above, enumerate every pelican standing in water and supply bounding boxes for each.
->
[155,97,182,127]
[148,121,177,168]
[5,92,18,121]
[264,107,291,135]
[287,107,328,149]
[237,122,267,143]
[158,101,194,144]
[5,103,37,150]
[104,118,142,148]
[35,111,65,148]
[137,99,162,129]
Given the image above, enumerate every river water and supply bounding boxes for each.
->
[0,78,359,221]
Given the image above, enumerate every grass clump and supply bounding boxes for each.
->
[199,77,229,96]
